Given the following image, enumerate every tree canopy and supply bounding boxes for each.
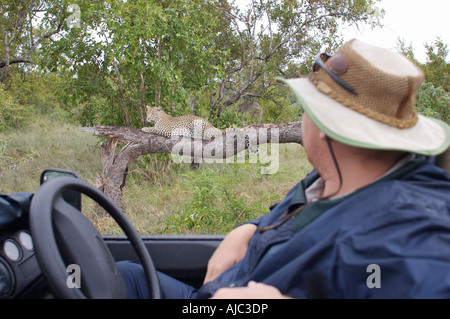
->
[1,0,382,127]
[397,37,450,124]
[3,0,447,130]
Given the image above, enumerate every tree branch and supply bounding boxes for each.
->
[0,58,31,69]
[81,122,302,209]
[80,121,303,159]
[23,22,64,61]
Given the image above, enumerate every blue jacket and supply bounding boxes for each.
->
[198,156,450,298]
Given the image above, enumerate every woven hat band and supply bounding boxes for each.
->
[308,40,424,129]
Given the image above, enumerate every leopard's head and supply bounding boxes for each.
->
[145,106,164,124]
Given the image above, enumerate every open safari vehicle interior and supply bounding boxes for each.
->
[1,146,449,299]
[0,168,222,299]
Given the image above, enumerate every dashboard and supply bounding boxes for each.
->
[0,168,82,298]
[0,228,51,298]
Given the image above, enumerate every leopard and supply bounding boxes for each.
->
[141,106,222,140]
[142,105,259,153]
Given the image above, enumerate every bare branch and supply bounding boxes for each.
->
[0,58,31,68]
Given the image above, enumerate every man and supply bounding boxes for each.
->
[118,39,450,298]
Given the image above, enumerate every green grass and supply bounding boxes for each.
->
[0,116,102,193]
[0,115,312,235]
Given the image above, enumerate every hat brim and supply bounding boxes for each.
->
[280,77,450,156]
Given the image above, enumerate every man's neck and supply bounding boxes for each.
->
[320,148,407,199]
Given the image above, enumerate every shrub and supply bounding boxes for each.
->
[0,86,29,130]
[416,82,450,124]
[162,165,268,234]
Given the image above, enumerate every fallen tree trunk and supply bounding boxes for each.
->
[80,121,303,213]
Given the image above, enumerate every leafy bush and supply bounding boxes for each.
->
[162,165,269,234]
[7,73,61,112]
[416,82,450,124]
[261,98,301,123]
[0,86,29,130]
[208,105,251,129]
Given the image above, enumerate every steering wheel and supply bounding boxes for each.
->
[29,177,161,299]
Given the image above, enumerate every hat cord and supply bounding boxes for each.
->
[324,136,343,198]
[258,137,343,233]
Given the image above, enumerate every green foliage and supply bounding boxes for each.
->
[0,0,69,84]
[0,84,29,130]
[0,0,386,128]
[260,88,302,123]
[422,38,450,92]
[7,72,62,113]
[162,166,269,234]
[416,82,450,124]
[29,0,384,127]
[207,0,383,118]
[397,38,450,124]
[209,106,250,129]
[0,71,70,130]
[41,0,227,127]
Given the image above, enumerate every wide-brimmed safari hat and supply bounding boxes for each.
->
[279,39,450,156]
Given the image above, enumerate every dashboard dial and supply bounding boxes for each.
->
[3,240,21,262]
[19,231,34,251]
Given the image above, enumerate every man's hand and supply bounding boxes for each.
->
[203,223,257,284]
[211,281,291,299]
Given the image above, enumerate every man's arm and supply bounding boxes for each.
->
[203,223,257,284]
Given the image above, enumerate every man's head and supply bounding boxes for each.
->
[301,112,405,180]
[281,39,450,157]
